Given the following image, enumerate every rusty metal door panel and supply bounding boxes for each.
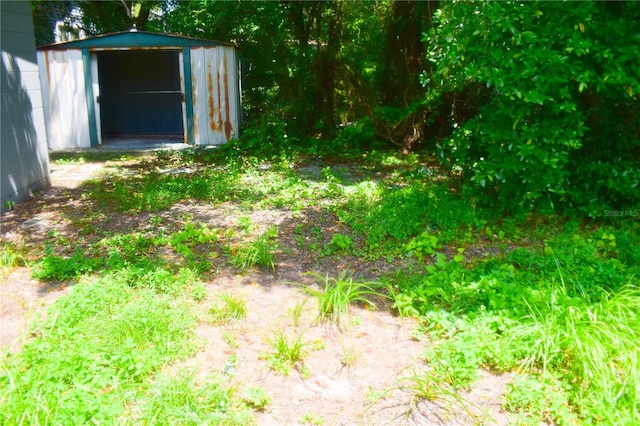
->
[37,49,91,150]
[190,46,238,145]
[221,46,240,141]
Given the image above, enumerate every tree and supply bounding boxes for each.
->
[32,1,75,46]
[426,0,640,214]
[165,0,350,139]
[367,0,440,152]
[32,0,162,41]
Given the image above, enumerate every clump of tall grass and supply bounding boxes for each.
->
[229,226,278,271]
[305,271,388,329]
[513,282,640,424]
[0,242,26,283]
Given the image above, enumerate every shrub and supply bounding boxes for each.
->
[428,1,640,214]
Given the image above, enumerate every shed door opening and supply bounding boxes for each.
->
[97,50,183,141]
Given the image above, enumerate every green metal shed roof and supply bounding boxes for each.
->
[38,30,233,50]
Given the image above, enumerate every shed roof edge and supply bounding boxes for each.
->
[37,30,235,50]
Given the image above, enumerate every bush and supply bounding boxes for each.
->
[427,1,640,215]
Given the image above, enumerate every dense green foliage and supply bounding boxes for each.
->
[0,266,252,424]
[33,0,639,215]
[426,1,640,214]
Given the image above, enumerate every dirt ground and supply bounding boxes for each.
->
[0,157,513,425]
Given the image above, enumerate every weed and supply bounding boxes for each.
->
[136,370,253,424]
[289,299,308,328]
[229,226,278,271]
[261,330,307,376]
[327,233,352,254]
[222,331,240,349]
[404,231,440,259]
[305,271,388,329]
[339,337,357,367]
[209,293,248,324]
[369,371,485,424]
[242,386,271,410]
[503,371,577,425]
[424,337,481,390]
[0,242,26,282]
[237,216,255,233]
[222,354,239,375]
[168,222,218,259]
[301,412,326,425]
[31,246,100,281]
[148,215,163,228]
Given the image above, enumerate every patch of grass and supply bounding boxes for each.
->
[369,371,485,424]
[0,268,199,424]
[391,222,640,424]
[305,271,388,329]
[261,330,307,376]
[337,183,486,256]
[229,226,278,271]
[87,167,245,213]
[512,284,640,424]
[31,223,219,284]
[136,369,253,424]
[209,293,248,325]
[31,246,101,281]
[0,242,26,283]
[50,151,133,164]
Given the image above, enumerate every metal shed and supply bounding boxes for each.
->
[37,31,240,150]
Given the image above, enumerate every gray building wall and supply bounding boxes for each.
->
[1,1,50,212]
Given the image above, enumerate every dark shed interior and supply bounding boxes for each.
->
[97,50,183,139]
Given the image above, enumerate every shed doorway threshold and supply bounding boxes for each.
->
[100,136,189,151]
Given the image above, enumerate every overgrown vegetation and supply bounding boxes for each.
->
[3,146,638,424]
[33,0,638,216]
[0,266,254,424]
[8,0,640,423]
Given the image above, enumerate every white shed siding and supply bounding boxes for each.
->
[38,49,91,149]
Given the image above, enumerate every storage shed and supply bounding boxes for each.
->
[37,31,240,150]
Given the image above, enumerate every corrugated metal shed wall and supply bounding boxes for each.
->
[38,49,91,149]
[37,33,240,149]
[191,46,239,145]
